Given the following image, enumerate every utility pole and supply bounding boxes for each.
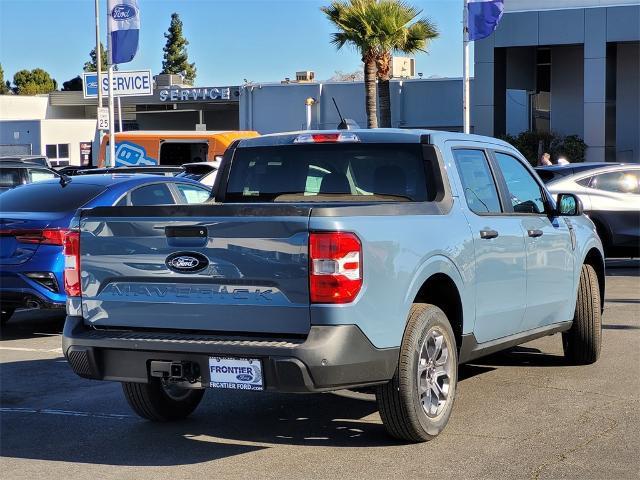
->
[95,0,102,109]
[462,0,471,134]
[106,15,116,168]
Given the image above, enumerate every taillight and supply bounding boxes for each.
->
[309,232,362,304]
[293,132,360,144]
[63,231,81,296]
[0,228,69,245]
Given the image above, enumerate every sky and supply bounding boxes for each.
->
[0,0,472,87]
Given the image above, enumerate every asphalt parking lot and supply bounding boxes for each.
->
[1,260,638,480]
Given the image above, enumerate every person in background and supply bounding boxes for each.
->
[538,152,552,166]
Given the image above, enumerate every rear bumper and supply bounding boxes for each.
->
[0,289,65,310]
[62,316,399,393]
[0,271,66,310]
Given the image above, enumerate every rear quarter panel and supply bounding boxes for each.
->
[309,205,475,349]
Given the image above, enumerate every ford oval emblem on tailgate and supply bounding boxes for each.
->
[165,252,209,273]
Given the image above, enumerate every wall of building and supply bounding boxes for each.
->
[505,0,640,12]
[474,3,640,162]
[551,46,584,137]
[616,42,640,162]
[39,120,97,165]
[240,79,472,134]
[0,120,41,155]
[0,95,49,120]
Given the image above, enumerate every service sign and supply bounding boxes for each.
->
[158,87,232,103]
[82,69,153,98]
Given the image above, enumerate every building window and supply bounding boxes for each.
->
[45,144,57,159]
[45,144,70,160]
[532,48,551,133]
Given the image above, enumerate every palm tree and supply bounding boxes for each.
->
[322,0,380,128]
[373,1,439,127]
[322,1,438,129]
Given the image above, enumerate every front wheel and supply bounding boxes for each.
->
[563,264,602,365]
[122,379,205,422]
[376,303,458,442]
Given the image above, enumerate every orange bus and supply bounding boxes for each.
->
[98,130,259,167]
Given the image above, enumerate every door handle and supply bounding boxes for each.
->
[527,229,544,238]
[165,226,207,238]
[480,230,499,240]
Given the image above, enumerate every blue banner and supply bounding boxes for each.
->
[107,0,140,64]
[467,0,504,41]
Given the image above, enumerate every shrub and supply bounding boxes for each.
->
[499,131,587,166]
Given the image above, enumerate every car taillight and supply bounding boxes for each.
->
[1,228,69,245]
[309,232,362,304]
[63,231,81,296]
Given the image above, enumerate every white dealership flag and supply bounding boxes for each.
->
[107,0,140,64]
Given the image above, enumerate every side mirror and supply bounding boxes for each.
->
[556,193,583,216]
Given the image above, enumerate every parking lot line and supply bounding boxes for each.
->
[0,346,63,354]
[0,407,132,420]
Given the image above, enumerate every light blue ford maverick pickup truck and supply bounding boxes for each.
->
[62,130,604,442]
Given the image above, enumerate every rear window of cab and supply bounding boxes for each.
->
[225,143,433,202]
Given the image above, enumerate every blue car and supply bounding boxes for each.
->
[0,174,211,324]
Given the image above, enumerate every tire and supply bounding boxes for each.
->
[376,303,458,442]
[122,379,205,422]
[1,307,15,326]
[563,264,602,365]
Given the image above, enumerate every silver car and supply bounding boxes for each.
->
[538,163,640,257]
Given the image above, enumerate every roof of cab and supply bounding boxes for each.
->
[235,128,514,150]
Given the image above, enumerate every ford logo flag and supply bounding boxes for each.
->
[111,4,137,20]
[107,0,140,64]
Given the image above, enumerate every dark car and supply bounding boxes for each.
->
[535,162,614,184]
[0,161,60,194]
[77,165,185,176]
[0,155,51,168]
[176,161,220,187]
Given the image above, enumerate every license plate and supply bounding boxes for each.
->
[208,357,264,391]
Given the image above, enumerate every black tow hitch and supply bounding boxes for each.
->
[150,360,201,383]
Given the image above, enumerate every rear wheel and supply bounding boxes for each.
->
[122,379,205,422]
[563,264,602,365]
[376,303,458,442]
[1,307,15,326]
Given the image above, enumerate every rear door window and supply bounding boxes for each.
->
[28,168,57,183]
[590,170,640,194]
[453,149,502,214]
[0,168,23,188]
[0,183,106,211]
[129,184,175,206]
[174,183,211,204]
[226,144,430,202]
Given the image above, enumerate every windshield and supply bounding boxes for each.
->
[0,183,107,212]
[225,144,430,202]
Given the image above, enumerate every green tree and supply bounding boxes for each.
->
[161,13,196,85]
[322,0,381,128]
[372,1,438,127]
[83,42,114,72]
[62,75,83,91]
[12,68,57,95]
[0,63,10,94]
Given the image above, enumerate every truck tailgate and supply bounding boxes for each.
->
[79,204,311,335]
